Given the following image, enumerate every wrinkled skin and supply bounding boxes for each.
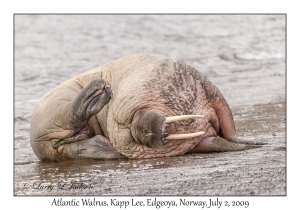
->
[30,54,263,161]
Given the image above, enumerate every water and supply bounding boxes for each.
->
[14,15,285,195]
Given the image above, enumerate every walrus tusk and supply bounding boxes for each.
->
[165,131,205,140]
[165,115,204,123]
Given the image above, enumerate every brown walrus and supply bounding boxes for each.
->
[30,54,263,161]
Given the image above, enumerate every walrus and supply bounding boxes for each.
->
[30,54,263,161]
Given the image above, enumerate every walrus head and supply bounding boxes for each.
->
[130,110,204,150]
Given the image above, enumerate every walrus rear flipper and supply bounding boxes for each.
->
[65,135,126,159]
[201,75,265,146]
[201,76,237,140]
[189,137,262,153]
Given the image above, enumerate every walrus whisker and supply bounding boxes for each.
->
[164,131,205,140]
[165,115,204,123]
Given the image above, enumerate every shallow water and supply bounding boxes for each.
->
[14,15,286,195]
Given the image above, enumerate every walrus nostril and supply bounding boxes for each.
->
[163,132,169,138]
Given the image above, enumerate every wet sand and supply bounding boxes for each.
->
[14,15,286,196]
[14,101,286,196]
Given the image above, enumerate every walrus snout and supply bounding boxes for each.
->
[130,110,165,149]
[130,110,205,150]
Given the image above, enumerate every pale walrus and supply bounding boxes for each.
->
[30,54,263,161]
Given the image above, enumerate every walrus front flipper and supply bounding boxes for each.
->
[67,79,113,129]
[65,135,126,159]
[189,137,262,153]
